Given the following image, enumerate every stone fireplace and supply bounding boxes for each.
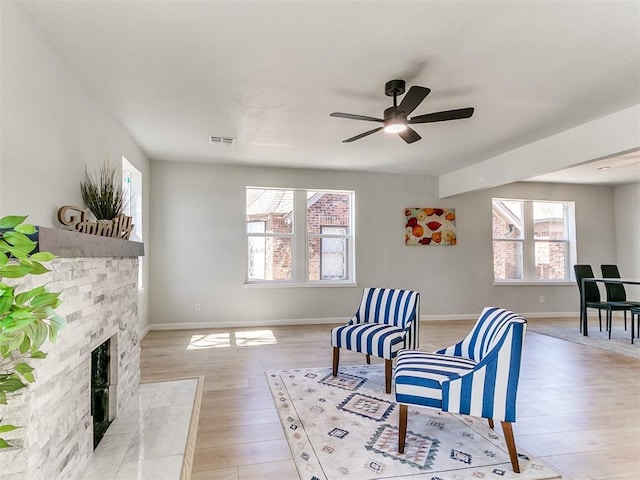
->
[0,228,144,480]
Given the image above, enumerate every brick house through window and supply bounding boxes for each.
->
[492,198,574,281]
[246,188,353,282]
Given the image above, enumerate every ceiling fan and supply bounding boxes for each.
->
[330,79,474,144]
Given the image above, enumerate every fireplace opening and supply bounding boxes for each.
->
[91,338,112,448]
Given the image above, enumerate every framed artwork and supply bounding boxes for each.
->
[405,208,456,246]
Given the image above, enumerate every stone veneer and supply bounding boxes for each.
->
[0,257,140,480]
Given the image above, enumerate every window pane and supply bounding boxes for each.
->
[308,234,348,281]
[322,227,347,280]
[246,188,293,234]
[247,221,267,279]
[492,200,523,239]
[248,237,291,280]
[535,241,567,280]
[306,191,351,234]
[247,221,265,234]
[308,237,321,280]
[533,202,565,239]
[493,241,523,280]
[322,240,347,279]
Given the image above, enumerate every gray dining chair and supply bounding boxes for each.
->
[574,264,634,338]
[601,264,640,341]
[574,264,610,333]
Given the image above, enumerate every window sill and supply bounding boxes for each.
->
[244,281,358,288]
[493,281,575,286]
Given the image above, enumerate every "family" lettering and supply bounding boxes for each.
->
[57,206,134,240]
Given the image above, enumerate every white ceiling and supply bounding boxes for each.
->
[526,148,640,186]
[23,0,640,183]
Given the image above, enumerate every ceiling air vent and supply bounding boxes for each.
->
[209,136,235,147]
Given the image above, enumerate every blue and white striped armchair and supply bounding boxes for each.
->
[394,307,527,473]
[331,287,420,394]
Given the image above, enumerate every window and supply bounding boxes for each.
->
[492,198,575,282]
[246,188,354,284]
[122,157,142,242]
[122,157,143,288]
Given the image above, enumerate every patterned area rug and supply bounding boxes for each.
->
[267,365,561,480]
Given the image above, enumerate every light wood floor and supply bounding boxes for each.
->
[140,317,640,480]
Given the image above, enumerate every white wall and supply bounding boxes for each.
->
[0,2,151,330]
[148,161,618,327]
[614,183,640,298]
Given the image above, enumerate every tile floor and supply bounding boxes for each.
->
[80,378,198,480]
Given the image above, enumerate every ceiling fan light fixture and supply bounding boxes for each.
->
[384,119,407,134]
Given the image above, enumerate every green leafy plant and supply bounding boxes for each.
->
[0,215,64,448]
[80,161,124,220]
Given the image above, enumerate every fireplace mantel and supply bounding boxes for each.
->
[37,226,144,258]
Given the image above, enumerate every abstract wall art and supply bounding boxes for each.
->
[405,208,456,246]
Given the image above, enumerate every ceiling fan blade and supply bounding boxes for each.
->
[409,107,475,124]
[330,112,384,122]
[397,86,431,116]
[398,127,421,144]
[343,127,384,143]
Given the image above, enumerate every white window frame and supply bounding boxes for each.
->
[245,187,356,286]
[492,198,576,284]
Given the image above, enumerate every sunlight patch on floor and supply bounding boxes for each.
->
[187,330,277,349]
[235,329,278,346]
[187,333,231,349]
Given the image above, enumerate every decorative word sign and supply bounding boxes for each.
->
[57,206,134,240]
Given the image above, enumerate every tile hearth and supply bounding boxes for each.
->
[81,378,200,480]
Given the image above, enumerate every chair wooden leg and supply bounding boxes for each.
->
[398,404,407,453]
[385,359,392,394]
[365,354,371,364]
[488,418,494,430]
[332,347,339,377]
[501,421,520,473]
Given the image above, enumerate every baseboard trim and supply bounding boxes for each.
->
[139,324,151,339]
[149,317,345,330]
[148,311,580,330]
